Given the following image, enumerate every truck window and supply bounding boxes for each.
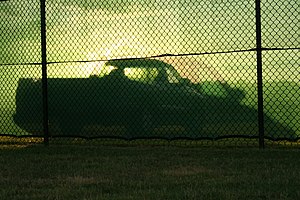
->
[124,68,158,84]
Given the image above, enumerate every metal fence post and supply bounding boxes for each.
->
[40,0,49,145]
[255,0,265,149]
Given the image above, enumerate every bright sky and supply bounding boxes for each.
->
[0,0,298,81]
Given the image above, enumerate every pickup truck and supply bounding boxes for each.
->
[13,58,296,139]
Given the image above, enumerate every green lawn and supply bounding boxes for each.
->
[0,145,300,200]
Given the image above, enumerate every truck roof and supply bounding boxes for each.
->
[105,58,173,69]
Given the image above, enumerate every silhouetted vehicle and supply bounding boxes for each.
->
[14,58,296,139]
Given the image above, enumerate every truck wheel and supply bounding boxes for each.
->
[184,115,202,138]
[48,118,61,137]
[142,113,155,137]
[59,120,83,136]
[125,111,154,139]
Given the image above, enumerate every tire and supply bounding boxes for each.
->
[59,118,83,136]
[125,110,155,139]
[184,115,202,138]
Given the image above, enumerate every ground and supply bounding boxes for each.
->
[0,142,299,200]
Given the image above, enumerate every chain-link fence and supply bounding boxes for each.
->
[0,0,299,147]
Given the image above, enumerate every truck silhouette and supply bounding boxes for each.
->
[13,58,296,140]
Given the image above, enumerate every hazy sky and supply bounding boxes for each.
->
[0,0,298,81]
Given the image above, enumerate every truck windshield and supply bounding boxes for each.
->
[124,67,159,83]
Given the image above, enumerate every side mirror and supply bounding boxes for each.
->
[180,78,191,85]
[89,74,98,78]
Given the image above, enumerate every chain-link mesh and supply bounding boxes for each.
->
[0,0,299,146]
[0,0,43,145]
[261,0,299,143]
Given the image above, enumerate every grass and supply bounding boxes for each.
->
[0,144,300,200]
